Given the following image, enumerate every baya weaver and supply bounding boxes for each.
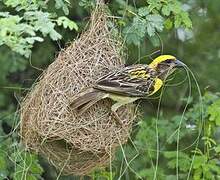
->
[71,55,186,117]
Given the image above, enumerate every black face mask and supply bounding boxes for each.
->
[156,63,176,79]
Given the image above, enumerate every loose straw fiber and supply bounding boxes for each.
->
[20,3,137,175]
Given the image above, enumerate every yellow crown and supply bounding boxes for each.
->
[149,55,176,68]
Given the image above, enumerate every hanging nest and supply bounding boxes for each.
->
[20,2,137,175]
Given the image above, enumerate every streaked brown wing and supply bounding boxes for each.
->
[94,64,156,97]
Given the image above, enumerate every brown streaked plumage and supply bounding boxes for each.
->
[70,55,186,117]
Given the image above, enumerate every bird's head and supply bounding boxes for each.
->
[149,55,186,79]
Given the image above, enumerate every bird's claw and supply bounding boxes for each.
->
[111,111,123,126]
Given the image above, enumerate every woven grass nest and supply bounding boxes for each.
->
[20,2,137,175]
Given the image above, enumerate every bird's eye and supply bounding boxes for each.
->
[165,59,173,63]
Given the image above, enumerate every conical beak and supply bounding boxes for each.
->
[175,59,186,68]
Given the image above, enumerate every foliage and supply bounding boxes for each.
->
[116,0,192,46]
[0,137,43,180]
[0,0,78,57]
[110,92,220,179]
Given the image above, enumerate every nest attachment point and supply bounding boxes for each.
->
[20,4,137,175]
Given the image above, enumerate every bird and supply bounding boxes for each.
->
[70,55,186,118]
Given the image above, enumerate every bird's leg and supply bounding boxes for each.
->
[111,102,124,125]
[110,97,139,125]
[111,102,123,112]
[111,111,123,126]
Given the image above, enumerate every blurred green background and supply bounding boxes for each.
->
[0,0,220,179]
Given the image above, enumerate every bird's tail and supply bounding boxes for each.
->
[70,88,107,114]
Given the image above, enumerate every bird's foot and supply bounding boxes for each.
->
[111,111,123,126]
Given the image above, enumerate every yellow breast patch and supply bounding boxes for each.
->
[149,78,163,96]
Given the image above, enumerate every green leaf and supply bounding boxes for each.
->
[138,7,149,17]
[92,170,115,179]
[123,17,147,45]
[79,0,95,9]
[207,161,220,174]
[146,14,164,36]
[0,12,10,17]
[164,151,191,172]
[147,0,162,12]
[29,161,44,174]
[214,145,220,153]
[174,15,182,28]
[164,18,173,30]
[0,7,77,57]
[193,168,202,180]
[137,167,166,179]
[24,11,63,41]
[170,2,182,14]
[174,12,192,28]
[25,37,43,44]
[56,16,78,31]
[55,0,70,15]
[162,5,171,16]
[193,155,207,169]
[208,99,220,126]
[146,23,155,37]
[27,175,37,180]
[181,12,192,28]
[49,29,62,40]
[0,151,8,178]
[11,152,43,180]
[164,151,191,159]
